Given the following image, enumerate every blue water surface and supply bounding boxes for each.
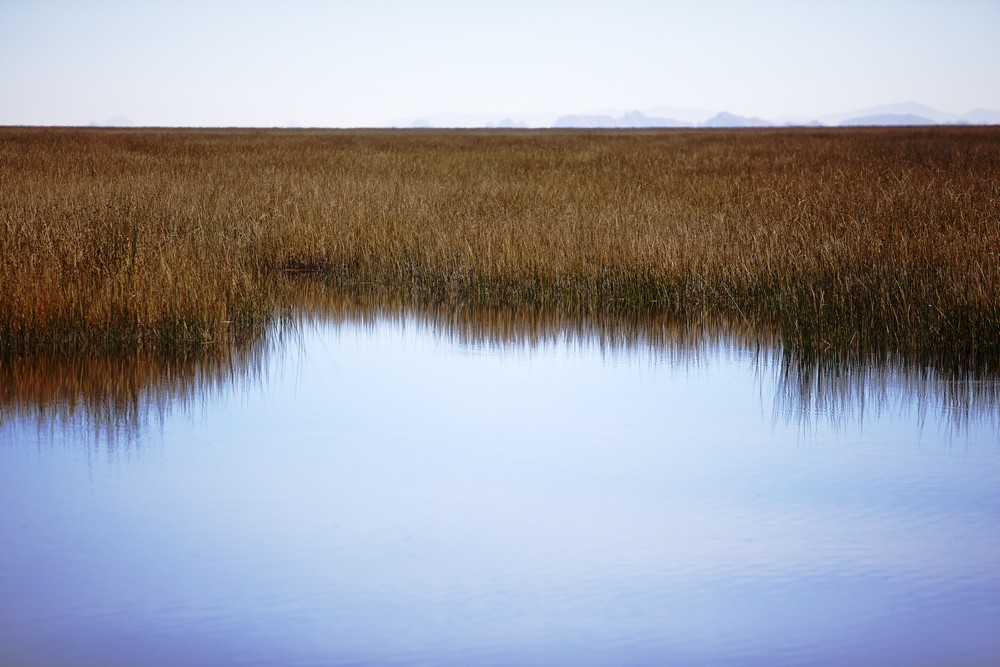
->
[2,311,999,666]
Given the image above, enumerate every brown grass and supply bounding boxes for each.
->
[1,126,998,359]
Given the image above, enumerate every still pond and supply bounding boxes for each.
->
[2,299,999,666]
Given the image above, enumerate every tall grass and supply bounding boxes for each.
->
[1,126,997,359]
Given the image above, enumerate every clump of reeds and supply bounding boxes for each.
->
[1,126,997,362]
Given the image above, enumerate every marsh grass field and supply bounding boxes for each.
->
[5,127,1000,667]
[1,126,998,364]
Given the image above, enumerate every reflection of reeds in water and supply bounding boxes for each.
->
[0,339,271,449]
[287,280,1000,434]
[286,275,765,352]
[774,347,1000,434]
[2,279,997,444]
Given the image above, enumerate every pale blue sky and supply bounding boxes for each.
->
[2,0,998,127]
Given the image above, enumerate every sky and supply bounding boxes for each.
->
[1,0,998,127]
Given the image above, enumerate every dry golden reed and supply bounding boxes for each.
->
[1,126,997,358]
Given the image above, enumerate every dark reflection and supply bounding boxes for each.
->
[287,280,1000,433]
[287,279,775,358]
[0,339,272,450]
[2,277,998,443]
[775,347,1000,433]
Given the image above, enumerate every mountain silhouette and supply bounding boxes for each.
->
[840,114,940,126]
[393,102,999,129]
[702,112,772,128]
[961,109,1000,124]
[554,111,684,128]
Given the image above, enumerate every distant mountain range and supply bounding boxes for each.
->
[395,102,1000,129]
[86,103,1000,129]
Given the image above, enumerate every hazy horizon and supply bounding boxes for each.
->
[2,0,998,128]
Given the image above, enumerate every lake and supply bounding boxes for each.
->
[2,294,999,666]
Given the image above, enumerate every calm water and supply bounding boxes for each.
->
[2,302,1000,666]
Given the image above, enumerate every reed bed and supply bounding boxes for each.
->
[1,126,997,359]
